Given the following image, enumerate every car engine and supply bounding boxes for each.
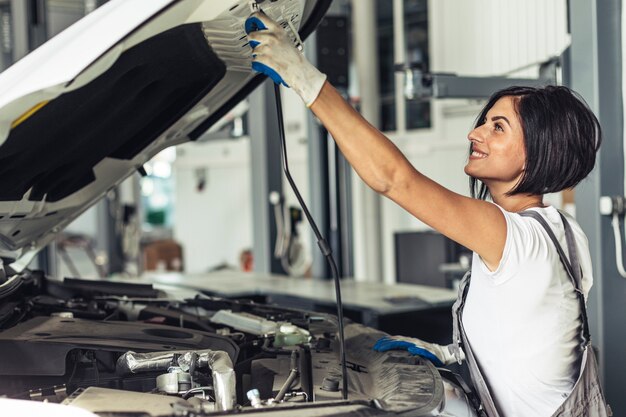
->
[0,271,477,416]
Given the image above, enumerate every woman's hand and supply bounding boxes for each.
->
[245,12,327,106]
[373,335,459,367]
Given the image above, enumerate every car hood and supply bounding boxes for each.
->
[0,0,330,271]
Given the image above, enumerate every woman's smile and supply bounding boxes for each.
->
[469,147,488,159]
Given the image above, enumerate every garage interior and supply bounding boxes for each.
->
[0,1,623,416]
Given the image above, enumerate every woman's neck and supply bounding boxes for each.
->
[490,191,545,213]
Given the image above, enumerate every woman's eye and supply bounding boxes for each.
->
[494,123,504,132]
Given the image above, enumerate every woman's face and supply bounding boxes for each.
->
[464,96,526,192]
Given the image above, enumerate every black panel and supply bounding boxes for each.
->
[0,23,225,202]
[316,16,349,89]
[61,278,160,298]
[0,316,239,376]
[395,231,469,288]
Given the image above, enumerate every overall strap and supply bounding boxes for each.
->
[452,271,499,417]
[519,210,591,346]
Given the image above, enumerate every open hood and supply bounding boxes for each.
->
[0,0,330,270]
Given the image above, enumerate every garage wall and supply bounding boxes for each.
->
[174,139,254,273]
[375,0,570,284]
[173,88,312,275]
[432,0,569,77]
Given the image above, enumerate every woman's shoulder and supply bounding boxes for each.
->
[492,204,590,260]
[494,204,583,235]
[474,204,593,292]
[523,206,589,242]
[473,204,554,278]
[489,203,560,235]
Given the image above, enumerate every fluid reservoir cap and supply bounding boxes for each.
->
[279,324,298,334]
[247,389,262,408]
[321,377,340,392]
[247,388,260,400]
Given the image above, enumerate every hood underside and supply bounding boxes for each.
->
[0,0,330,270]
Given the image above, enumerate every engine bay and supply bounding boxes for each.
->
[0,271,458,416]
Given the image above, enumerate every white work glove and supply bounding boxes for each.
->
[373,335,460,367]
[245,11,327,107]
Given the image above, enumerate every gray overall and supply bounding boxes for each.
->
[450,210,611,417]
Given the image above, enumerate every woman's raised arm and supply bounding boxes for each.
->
[246,11,507,270]
[310,82,506,270]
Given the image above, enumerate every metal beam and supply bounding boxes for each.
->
[249,79,285,274]
[0,1,12,71]
[97,191,125,275]
[351,0,383,282]
[35,243,58,278]
[335,140,353,278]
[401,71,557,100]
[26,0,47,50]
[9,0,27,61]
[570,0,625,411]
[307,13,354,280]
[305,31,332,279]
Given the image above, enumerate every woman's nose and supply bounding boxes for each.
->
[467,126,484,143]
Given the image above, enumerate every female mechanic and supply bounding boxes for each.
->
[245,11,609,417]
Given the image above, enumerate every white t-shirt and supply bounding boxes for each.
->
[462,205,592,417]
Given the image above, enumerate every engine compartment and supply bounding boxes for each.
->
[0,271,458,416]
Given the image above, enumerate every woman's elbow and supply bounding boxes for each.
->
[379,167,415,198]
[357,176,390,194]
[370,172,397,195]
[356,160,405,195]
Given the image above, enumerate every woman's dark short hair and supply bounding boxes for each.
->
[470,85,602,200]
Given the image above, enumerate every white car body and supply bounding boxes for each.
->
[0,0,311,270]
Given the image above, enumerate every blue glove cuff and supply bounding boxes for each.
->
[407,346,445,367]
[251,62,288,87]
[373,337,415,352]
[373,336,445,367]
